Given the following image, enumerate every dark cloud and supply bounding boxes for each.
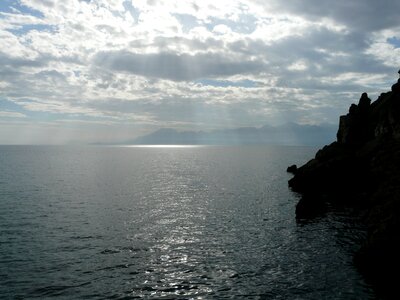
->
[264,0,400,31]
[93,50,265,81]
[227,26,394,92]
[264,29,389,74]
[229,28,369,63]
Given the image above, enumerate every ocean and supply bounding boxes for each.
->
[0,145,375,299]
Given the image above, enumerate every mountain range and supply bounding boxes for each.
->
[130,123,336,146]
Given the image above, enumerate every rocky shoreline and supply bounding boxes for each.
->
[288,77,400,298]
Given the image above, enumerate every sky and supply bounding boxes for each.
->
[0,0,399,144]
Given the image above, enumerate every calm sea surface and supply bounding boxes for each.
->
[0,145,375,299]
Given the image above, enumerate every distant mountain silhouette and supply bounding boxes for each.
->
[131,123,336,146]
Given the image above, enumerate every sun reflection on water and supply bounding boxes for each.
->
[123,145,206,148]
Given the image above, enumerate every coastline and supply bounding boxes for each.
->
[288,77,400,298]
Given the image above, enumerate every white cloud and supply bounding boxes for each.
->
[213,24,232,35]
[365,29,400,67]
[0,111,26,118]
[288,60,308,71]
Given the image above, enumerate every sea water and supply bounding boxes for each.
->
[0,145,375,299]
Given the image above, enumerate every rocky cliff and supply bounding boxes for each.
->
[288,77,400,297]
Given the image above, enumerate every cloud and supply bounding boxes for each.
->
[0,0,399,144]
[253,0,400,31]
[93,50,264,81]
[0,52,47,68]
[0,111,26,118]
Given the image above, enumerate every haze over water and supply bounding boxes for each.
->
[0,146,374,299]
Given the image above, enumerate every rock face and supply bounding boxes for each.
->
[288,78,400,297]
[286,164,297,174]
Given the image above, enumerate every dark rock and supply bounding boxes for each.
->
[391,79,400,93]
[286,164,297,174]
[336,93,372,145]
[295,194,326,219]
[288,75,400,297]
[358,92,371,110]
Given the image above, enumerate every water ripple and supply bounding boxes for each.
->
[0,146,375,299]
